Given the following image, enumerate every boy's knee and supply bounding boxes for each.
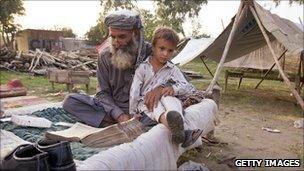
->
[161,96,179,102]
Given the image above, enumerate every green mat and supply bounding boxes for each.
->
[0,107,101,160]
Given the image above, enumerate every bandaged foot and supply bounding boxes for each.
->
[166,111,185,144]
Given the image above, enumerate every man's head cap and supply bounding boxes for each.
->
[105,9,143,30]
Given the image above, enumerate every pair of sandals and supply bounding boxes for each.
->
[167,111,203,148]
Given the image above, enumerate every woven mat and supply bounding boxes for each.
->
[0,107,102,160]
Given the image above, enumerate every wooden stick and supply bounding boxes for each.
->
[255,49,287,89]
[28,56,36,71]
[30,51,43,72]
[250,5,304,110]
[200,56,220,86]
[206,1,245,93]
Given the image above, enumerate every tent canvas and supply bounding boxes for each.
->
[173,2,302,73]
[175,0,303,109]
[200,1,303,63]
[172,38,214,66]
[224,40,301,74]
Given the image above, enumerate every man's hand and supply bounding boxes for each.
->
[133,113,142,121]
[117,113,131,123]
[161,86,174,97]
[144,86,163,112]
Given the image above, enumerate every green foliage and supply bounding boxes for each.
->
[60,27,76,38]
[85,0,136,45]
[154,0,207,36]
[273,0,304,6]
[86,0,209,44]
[85,21,108,45]
[139,9,161,42]
[101,0,136,16]
[0,0,25,49]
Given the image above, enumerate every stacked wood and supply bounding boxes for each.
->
[0,48,98,75]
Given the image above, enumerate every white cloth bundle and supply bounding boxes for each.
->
[78,99,218,170]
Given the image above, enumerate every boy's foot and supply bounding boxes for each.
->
[181,129,203,148]
[167,111,185,144]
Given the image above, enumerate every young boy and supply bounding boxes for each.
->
[129,27,203,148]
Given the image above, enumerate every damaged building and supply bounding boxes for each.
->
[15,29,64,52]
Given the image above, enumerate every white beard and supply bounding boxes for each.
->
[109,37,139,70]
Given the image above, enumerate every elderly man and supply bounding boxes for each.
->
[62,9,154,128]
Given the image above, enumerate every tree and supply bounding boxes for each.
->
[273,0,304,6]
[86,0,136,45]
[85,22,107,45]
[139,9,162,42]
[0,0,25,49]
[154,0,207,36]
[87,0,211,44]
[101,0,135,16]
[53,26,77,38]
[60,27,76,38]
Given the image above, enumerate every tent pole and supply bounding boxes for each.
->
[255,49,287,89]
[206,1,245,93]
[249,6,304,110]
[295,55,301,93]
[298,51,304,93]
[200,56,220,86]
[301,52,304,90]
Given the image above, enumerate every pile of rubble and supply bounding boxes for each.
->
[0,48,98,75]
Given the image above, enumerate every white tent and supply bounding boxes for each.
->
[172,38,214,66]
[175,0,304,109]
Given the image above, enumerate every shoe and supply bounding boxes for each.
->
[1,144,50,171]
[166,111,185,144]
[37,139,76,171]
[181,129,203,148]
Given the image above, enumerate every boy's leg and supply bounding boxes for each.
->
[160,96,183,116]
[160,96,205,147]
[144,96,181,124]
[166,111,185,144]
[158,96,183,127]
[159,96,185,144]
[144,101,166,123]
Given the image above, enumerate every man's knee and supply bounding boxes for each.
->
[198,99,217,111]
[62,93,82,111]
[62,94,77,108]
[62,94,72,110]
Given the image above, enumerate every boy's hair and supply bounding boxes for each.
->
[152,26,179,47]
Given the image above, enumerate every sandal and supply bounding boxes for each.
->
[181,129,203,148]
[167,111,185,144]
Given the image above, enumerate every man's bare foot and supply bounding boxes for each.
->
[117,114,131,123]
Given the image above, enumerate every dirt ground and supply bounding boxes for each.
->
[178,102,304,171]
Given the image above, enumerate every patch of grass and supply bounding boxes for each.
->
[0,70,98,101]
[181,60,303,116]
